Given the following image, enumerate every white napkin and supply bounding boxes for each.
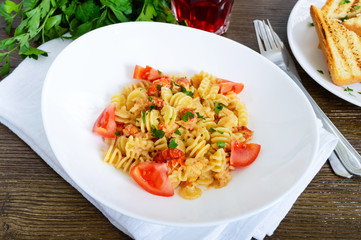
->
[0,38,338,240]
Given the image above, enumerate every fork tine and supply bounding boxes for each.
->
[253,20,265,53]
[257,21,271,51]
[267,19,282,49]
[263,20,277,50]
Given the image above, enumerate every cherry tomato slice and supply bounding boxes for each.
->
[230,140,261,167]
[130,162,174,197]
[92,103,117,138]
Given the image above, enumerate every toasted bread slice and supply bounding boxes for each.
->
[311,5,361,86]
[322,0,361,19]
[343,15,361,35]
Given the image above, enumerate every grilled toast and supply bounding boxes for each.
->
[321,0,361,36]
[343,15,361,35]
[321,0,361,19]
[310,5,361,86]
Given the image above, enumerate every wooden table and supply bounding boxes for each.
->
[1,0,360,239]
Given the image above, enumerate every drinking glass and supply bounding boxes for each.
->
[171,0,235,35]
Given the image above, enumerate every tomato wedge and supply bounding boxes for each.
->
[133,65,163,81]
[230,140,261,167]
[130,162,174,197]
[216,78,244,94]
[92,103,117,138]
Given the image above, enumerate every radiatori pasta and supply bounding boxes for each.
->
[92,65,260,200]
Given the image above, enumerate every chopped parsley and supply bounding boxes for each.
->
[309,22,314,27]
[344,86,354,96]
[339,0,350,5]
[181,110,195,122]
[150,104,155,111]
[157,84,162,91]
[174,129,182,135]
[317,70,324,74]
[351,5,361,11]
[171,81,180,88]
[181,86,194,98]
[157,70,162,75]
[217,141,226,149]
[169,138,178,149]
[142,111,146,123]
[208,128,216,133]
[340,15,348,22]
[196,112,205,119]
[148,96,153,102]
[151,125,165,138]
[215,102,224,115]
[115,131,120,136]
[217,130,224,134]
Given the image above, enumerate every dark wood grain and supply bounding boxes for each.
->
[1,0,360,239]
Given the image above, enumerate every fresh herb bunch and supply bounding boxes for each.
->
[0,0,178,77]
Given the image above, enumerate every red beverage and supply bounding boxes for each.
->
[171,0,234,34]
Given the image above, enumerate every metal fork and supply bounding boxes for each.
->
[253,19,361,177]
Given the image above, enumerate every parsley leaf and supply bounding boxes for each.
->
[174,129,182,135]
[115,130,120,136]
[317,70,324,74]
[217,130,224,134]
[340,15,348,22]
[339,0,350,5]
[142,111,146,123]
[344,86,354,96]
[209,128,216,133]
[215,102,224,115]
[157,84,162,91]
[217,141,226,148]
[181,110,195,122]
[169,138,178,149]
[151,125,165,138]
[196,112,205,119]
[181,86,194,98]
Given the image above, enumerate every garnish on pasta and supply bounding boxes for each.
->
[93,65,261,199]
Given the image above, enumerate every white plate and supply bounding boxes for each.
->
[288,0,361,107]
[42,22,319,226]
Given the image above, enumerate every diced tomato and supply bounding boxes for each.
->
[230,140,261,167]
[216,78,244,94]
[147,77,172,96]
[93,104,117,138]
[130,162,174,197]
[133,65,163,81]
[153,148,186,170]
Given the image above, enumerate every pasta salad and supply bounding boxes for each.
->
[92,65,261,200]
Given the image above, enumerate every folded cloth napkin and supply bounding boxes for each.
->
[0,38,338,240]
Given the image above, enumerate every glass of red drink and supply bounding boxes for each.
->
[171,0,235,35]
